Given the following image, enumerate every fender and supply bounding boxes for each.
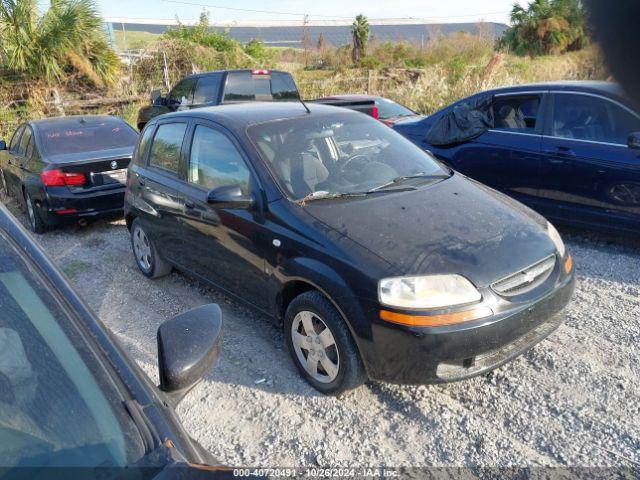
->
[273,256,376,371]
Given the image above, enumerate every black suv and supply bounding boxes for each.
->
[136,69,300,131]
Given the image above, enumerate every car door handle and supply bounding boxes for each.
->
[544,146,575,156]
[185,199,195,209]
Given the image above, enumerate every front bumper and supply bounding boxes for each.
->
[361,269,575,384]
[38,185,125,225]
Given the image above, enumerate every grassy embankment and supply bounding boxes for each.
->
[0,32,607,140]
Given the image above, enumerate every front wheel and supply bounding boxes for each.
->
[130,218,172,279]
[285,291,366,396]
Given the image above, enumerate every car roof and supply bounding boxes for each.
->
[152,101,361,130]
[486,80,625,97]
[28,115,127,130]
[181,68,291,81]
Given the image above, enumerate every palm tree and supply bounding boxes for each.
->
[499,0,587,56]
[0,0,120,87]
[351,14,369,64]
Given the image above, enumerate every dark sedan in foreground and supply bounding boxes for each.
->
[0,203,225,477]
[394,81,640,234]
[125,103,575,395]
[0,115,138,233]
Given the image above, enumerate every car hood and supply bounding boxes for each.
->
[301,174,557,288]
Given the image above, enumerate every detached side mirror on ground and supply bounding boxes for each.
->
[207,185,254,209]
[0,140,6,150]
[628,132,640,149]
[157,303,223,404]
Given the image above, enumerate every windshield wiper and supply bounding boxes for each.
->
[298,190,367,204]
[368,172,448,193]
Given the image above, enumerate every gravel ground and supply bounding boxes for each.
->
[3,197,639,469]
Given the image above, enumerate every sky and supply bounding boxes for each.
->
[39,0,529,25]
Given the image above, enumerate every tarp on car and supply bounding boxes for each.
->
[425,93,495,146]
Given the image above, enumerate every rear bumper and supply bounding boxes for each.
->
[362,270,575,384]
[38,185,125,224]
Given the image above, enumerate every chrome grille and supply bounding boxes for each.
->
[492,255,556,297]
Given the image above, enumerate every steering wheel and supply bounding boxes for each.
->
[338,154,371,182]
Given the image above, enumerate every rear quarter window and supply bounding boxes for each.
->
[133,125,155,166]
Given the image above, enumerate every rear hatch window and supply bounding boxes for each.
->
[223,71,300,102]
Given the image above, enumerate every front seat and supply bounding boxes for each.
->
[275,135,329,198]
[497,105,526,129]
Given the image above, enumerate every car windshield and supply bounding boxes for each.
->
[39,119,138,157]
[248,112,448,200]
[0,232,144,468]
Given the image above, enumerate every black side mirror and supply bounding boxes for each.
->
[207,185,254,209]
[628,132,640,149]
[151,90,163,105]
[0,140,6,151]
[157,304,223,404]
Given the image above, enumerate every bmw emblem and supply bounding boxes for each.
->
[110,160,118,170]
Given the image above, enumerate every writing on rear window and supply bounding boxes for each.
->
[40,121,138,156]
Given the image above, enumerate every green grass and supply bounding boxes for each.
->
[113,30,161,51]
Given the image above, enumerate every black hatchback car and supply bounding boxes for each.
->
[0,203,224,476]
[0,115,138,233]
[125,103,575,395]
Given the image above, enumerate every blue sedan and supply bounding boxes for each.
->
[394,81,640,234]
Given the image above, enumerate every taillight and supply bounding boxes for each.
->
[251,69,270,75]
[371,105,379,119]
[41,169,86,187]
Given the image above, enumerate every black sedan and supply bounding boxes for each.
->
[0,115,138,233]
[0,203,225,477]
[125,103,575,396]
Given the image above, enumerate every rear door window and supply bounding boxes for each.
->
[551,93,640,144]
[188,125,251,193]
[493,95,542,133]
[193,75,223,105]
[149,123,187,173]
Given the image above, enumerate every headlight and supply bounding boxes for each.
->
[546,221,565,257]
[378,274,481,310]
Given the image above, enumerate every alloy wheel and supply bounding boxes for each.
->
[291,310,340,383]
[133,226,152,271]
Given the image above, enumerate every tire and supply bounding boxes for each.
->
[130,218,172,279]
[285,290,366,396]
[23,190,47,234]
[0,170,8,196]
